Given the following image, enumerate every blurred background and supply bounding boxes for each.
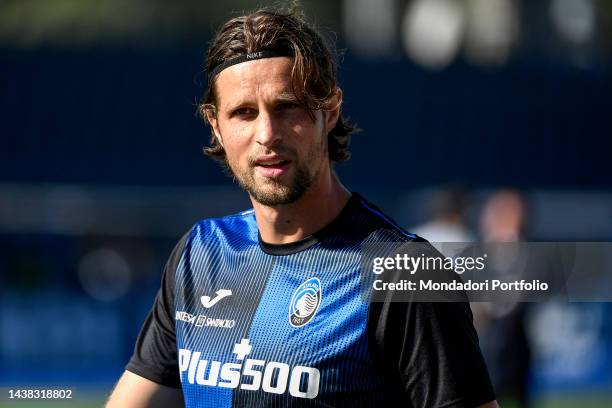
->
[1,0,611,407]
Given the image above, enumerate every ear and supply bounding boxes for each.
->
[324,87,343,135]
[204,105,224,147]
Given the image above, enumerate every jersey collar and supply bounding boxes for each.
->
[258,193,361,256]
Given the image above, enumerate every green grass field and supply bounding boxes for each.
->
[0,391,107,408]
[488,395,612,408]
[2,394,611,407]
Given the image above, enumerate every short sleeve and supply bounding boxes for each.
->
[125,232,190,388]
[368,241,496,407]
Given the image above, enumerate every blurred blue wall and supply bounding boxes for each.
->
[2,47,610,188]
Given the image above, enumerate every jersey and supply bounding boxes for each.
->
[126,193,496,407]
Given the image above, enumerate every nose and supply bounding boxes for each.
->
[254,110,282,147]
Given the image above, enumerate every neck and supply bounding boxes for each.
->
[252,172,351,244]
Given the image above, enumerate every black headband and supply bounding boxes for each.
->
[209,50,293,79]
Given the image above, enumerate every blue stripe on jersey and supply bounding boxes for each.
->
[238,241,379,406]
[175,214,270,408]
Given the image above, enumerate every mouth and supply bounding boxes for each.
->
[253,156,292,178]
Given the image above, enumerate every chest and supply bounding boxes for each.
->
[174,245,378,398]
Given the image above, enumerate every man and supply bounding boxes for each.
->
[107,8,498,408]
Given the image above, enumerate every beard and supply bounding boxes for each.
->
[224,137,326,207]
[237,159,313,206]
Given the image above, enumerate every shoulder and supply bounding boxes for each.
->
[186,207,258,244]
[350,193,426,244]
[162,208,258,287]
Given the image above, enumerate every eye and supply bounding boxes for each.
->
[276,102,301,112]
[231,107,257,118]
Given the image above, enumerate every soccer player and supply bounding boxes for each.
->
[107,8,498,408]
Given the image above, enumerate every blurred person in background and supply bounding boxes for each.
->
[474,189,532,408]
[480,190,527,242]
[106,6,498,408]
[413,185,475,255]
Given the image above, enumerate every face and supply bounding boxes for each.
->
[207,57,339,206]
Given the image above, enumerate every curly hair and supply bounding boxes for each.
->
[198,7,357,163]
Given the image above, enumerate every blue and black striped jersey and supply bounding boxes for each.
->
[127,193,495,407]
